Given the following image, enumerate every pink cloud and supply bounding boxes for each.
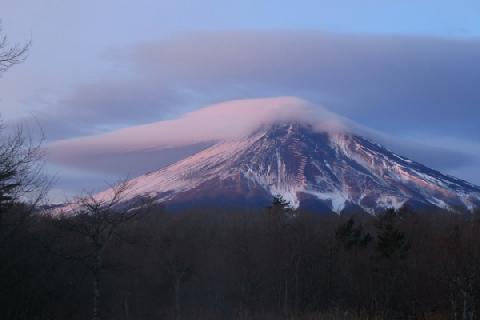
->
[46,96,474,179]
[46,96,347,161]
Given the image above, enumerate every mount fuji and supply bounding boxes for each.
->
[95,121,480,214]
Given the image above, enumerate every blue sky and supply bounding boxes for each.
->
[1,0,480,200]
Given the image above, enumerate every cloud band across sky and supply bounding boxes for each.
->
[19,32,478,141]
[46,96,478,183]
[6,31,480,197]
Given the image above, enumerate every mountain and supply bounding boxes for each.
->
[96,122,480,214]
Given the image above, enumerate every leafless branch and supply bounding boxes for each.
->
[0,23,30,74]
[0,119,50,209]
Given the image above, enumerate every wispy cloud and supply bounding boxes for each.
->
[46,96,477,178]
[22,32,480,142]
[46,97,340,169]
[14,31,480,189]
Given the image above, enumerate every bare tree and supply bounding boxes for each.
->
[57,182,151,320]
[0,25,46,247]
[0,22,30,74]
[155,223,196,320]
[0,21,40,210]
[0,122,47,208]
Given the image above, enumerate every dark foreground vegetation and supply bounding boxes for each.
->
[1,197,480,320]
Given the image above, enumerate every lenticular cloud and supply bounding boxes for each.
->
[46,96,350,166]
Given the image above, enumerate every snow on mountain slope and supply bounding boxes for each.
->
[96,122,480,214]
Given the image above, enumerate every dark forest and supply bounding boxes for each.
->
[1,197,480,320]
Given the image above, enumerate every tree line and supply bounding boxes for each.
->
[1,187,480,319]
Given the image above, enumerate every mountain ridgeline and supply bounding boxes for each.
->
[98,122,480,213]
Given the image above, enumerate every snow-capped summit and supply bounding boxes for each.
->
[96,121,480,214]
